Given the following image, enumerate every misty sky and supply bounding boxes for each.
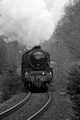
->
[0,0,69,47]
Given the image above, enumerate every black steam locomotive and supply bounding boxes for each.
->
[21,46,53,90]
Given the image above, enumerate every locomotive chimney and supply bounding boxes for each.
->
[33,45,41,49]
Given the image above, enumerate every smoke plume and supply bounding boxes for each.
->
[0,0,69,48]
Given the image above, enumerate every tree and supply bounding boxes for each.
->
[66,62,80,120]
[2,72,11,101]
[0,38,22,100]
[0,36,9,74]
[54,0,80,60]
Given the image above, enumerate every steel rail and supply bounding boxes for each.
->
[0,92,31,119]
[27,91,51,120]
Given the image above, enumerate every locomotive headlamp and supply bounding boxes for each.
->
[25,72,28,75]
[49,72,52,74]
[42,72,45,75]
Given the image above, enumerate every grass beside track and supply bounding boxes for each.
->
[0,92,27,113]
[38,90,74,120]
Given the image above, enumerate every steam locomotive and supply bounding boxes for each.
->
[21,46,53,91]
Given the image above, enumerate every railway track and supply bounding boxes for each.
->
[0,91,51,120]
[0,92,31,119]
[27,91,51,120]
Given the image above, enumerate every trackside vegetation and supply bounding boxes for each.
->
[66,62,80,120]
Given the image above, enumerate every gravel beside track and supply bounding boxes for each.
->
[2,92,48,120]
[0,92,27,113]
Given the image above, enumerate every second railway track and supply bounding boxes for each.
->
[0,92,31,119]
[27,91,51,120]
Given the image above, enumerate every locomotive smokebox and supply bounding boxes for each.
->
[29,50,47,69]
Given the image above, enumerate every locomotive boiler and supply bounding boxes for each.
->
[21,46,53,90]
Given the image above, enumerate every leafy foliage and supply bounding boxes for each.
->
[54,0,80,59]
[0,36,9,74]
[0,37,24,101]
[66,62,80,120]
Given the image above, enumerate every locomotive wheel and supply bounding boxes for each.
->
[45,85,48,91]
[29,83,35,91]
[26,83,30,91]
[23,82,30,91]
[42,84,48,91]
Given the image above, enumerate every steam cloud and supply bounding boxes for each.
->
[0,0,69,48]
